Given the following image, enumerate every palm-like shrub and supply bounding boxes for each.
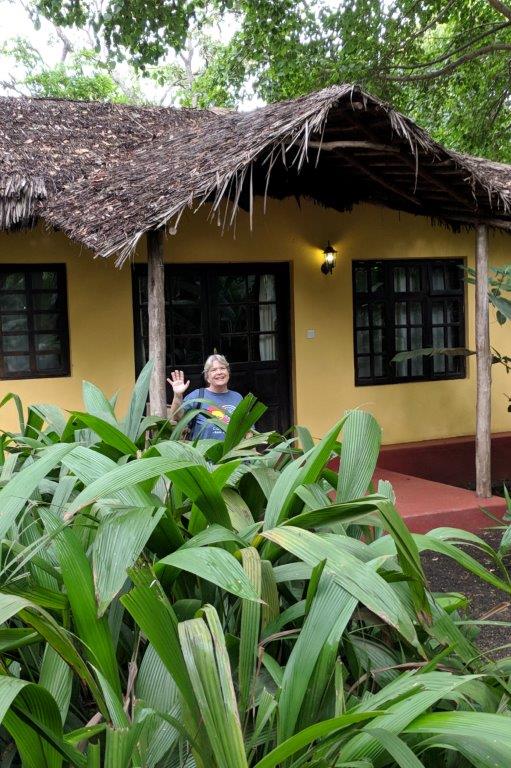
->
[0,362,510,767]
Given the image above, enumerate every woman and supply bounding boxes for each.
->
[167,354,242,440]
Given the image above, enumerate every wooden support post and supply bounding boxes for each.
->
[147,229,167,418]
[475,224,492,498]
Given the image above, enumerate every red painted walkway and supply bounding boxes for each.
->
[373,468,508,533]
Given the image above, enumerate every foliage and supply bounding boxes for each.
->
[0,37,137,102]
[0,363,510,765]
[21,0,511,159]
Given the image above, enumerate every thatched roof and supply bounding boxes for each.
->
[2,85,511,262]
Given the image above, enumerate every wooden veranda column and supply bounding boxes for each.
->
[147,229,167,418]
[475,224,492,498]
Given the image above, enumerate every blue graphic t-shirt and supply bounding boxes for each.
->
[183,388,243,440]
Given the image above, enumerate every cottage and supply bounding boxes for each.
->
[1,85,511,493]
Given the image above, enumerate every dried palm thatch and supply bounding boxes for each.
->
[2,85,511,263]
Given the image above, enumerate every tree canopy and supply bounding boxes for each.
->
[4,0,511,159]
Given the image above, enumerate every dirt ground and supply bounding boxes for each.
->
[421,528,511,655]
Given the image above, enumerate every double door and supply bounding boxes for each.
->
[132,263,292,433]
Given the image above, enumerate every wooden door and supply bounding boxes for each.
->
[133,262,292,433]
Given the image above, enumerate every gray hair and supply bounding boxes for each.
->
[203,354,230,378]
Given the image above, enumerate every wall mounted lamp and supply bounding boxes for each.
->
[321,242,337,275]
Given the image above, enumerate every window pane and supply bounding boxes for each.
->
[35,334,61,352]
[370,263,384,292]
[354,267,368,293]
[172,336,203,365]
[0,272,25,290]
[34,313,59,331]
[411,355,424,376]
[433,326,445,347]
[251,304,277,333]
[251,333,277,361]
[447,262,462,290]
[409,302,422,324]
[373,355,384,377]
[31,271,57,290]
[432,327,445,372]
[33,293,58,310]
[393,267,406,292]
[396,359,408,377]
[410,327,423,349]
[1,315,27,333]
[431,265,445,291]
[356,330,370,353]
[1,294,27,311]
[3,334,29,352]
[219,334,248,362]
[395,327,407,351]
[356,304,369,327]
[446,300,460,323]
[409,266,421,292]
[373,329,383,353]
[4,355,30,373]
[432,302,444,324]
[36,353,61,371]
[433,355,446,373]
[357,356,371,378]
[171,306,202,334]
[170,275,201,304]
[372,303,384,327]
[254,274,276,302]
[219,305,248,333]
[217,276,246,303]
[395,302,406,325]
[446,326,460,348]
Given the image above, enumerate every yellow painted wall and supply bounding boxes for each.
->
[0,227,135,428]
[1,199,511,443]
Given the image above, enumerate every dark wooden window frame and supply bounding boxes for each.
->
[0,263,70,380]
[352,258,466,386]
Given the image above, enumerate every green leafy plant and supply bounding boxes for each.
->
[0,368,510,766]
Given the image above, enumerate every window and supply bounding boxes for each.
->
[0,265,70,379]
[353,259,466,386]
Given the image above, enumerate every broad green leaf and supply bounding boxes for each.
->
[365,728,425,768]
[0,444,75,539]
[262,527,419,647]
[264,416,347,530]
[65,457,193,518]
[40,509,121,700]
[68,412,138,455]
[253,712,383,768]
[92,506,163,616]
[156,547,261,602]
[221,394,267,456]
[238,547,262,712]
[39,645,73,724]
[337,411,381,503]
[123,359,153,441]
[0,677,85,768]
[278,572,357,741]
[178,605,247,768]
[82,381,118,426]
[120,573,199,719]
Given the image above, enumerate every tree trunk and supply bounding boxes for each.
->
[147,229,167,418]
[475,224,492,497]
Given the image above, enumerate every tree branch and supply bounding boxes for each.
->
[487,0,511,22]
[384,43,511,81]
[388,20,511,71]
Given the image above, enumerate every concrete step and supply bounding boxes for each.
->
[373,467,508,533]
